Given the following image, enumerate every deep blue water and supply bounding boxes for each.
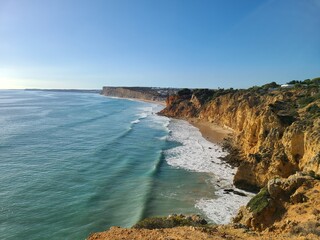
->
[0,90,229,240]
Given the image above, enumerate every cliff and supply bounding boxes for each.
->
[101,87,179,102]
[160,82,320,191]
[89,80,320,239]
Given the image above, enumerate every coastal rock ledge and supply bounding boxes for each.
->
[88,212,319,240]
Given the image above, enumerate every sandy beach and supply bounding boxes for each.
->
[188,118,233,145]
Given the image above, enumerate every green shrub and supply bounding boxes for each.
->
[247,187,270,214]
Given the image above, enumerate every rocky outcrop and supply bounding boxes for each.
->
[160,86,320,190]
[234,173,320,235]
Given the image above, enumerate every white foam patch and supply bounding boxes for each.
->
[130,107,153,125]
[165,119,253,224]
[131,119,140,124]
[157,136,168,141]
[137,104,170,131]
[137,112,148,119]
[195,189,253,224]
[165,120,231,182]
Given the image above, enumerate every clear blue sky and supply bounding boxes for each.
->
[0,0,319,89]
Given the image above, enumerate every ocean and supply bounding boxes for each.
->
[0,90,251,240]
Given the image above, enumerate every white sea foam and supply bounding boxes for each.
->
[130,107,152,125]
[165,119,253,224]
[195,188,252,224]
[165,120,231,183]
[157,136,168,141]
[137,112,148,119]
[131,119,140,124]
[137,104,170,131]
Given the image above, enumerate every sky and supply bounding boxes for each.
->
[0,0,319,89]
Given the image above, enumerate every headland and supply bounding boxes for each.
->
[101,86,179,104]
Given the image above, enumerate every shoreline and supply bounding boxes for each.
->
[102,96,249,221]
[165,117,252,224]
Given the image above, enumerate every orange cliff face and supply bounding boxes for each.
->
[160,87,320,191]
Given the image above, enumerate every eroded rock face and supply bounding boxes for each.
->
[160,88,320,189]
[233,173,319,232]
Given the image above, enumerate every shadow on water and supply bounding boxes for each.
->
[139,139,217,222]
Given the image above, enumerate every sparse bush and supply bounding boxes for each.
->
[313,92,320,100]
[248,86,262,92]
[211,88,236,98]
[288,80,301,85]
[306,104,320,114]
[261,82,280,89]
[308,170,320,180]
[311,77,320,85]
[290,221,320,236]
[302,79,312,85]
[193,89,215,104]
[298,96,315,107]
[177,88,192,97]
[133,215,207,229]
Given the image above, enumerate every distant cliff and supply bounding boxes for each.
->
[101,87,179,102]
[160,80,320,191]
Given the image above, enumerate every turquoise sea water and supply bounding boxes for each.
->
[0,90,251,240]
[0,91,203,239]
